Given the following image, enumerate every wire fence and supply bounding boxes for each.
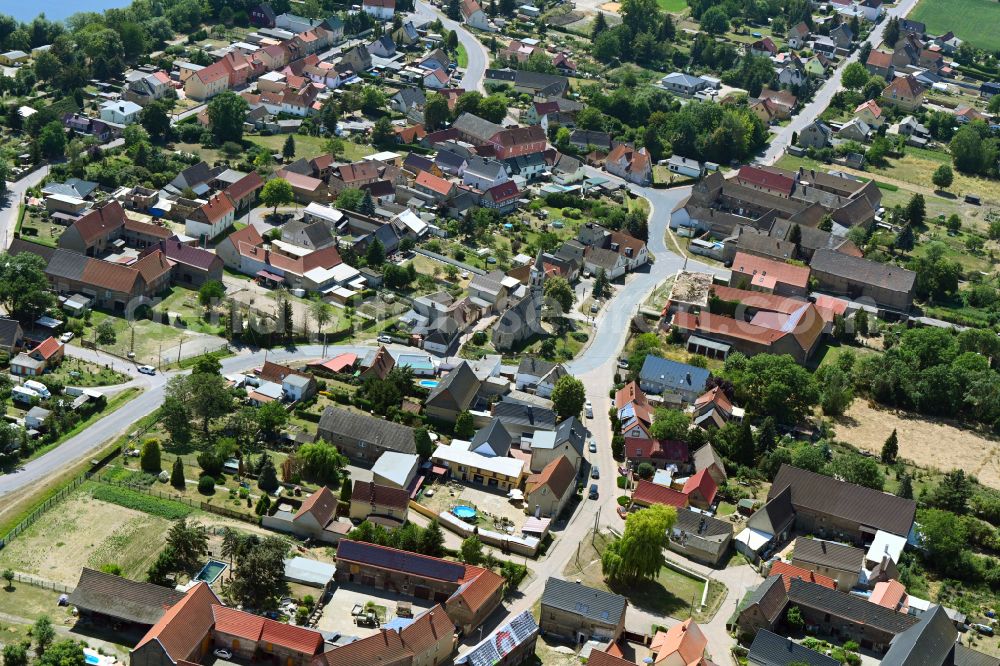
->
[0,416,161,550]
[92,472,260,525]
[5,571,74,595]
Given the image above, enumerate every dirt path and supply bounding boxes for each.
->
[833,400,1000,488]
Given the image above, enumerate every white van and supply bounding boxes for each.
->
[23,380,50,399]
[12,386,39,404]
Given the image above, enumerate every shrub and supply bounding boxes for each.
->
[197,476,216,495]
[616,476,627,489]
[617,496,629,506]
[140,439,161,473]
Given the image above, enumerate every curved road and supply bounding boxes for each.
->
[412,1,490,93]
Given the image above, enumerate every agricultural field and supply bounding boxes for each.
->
[910,0,1000,51]
[0,492,171,586]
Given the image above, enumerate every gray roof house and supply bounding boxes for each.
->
[317,406,416,463]
[838,117,872,142]
[425,361,482,423]
[769,464,917,542]
[391,86,426,113]
[798,120,833,149]
[540,577,628,642]
[469,418,513,457]
[638,355,711,403]
[452,112,503,145]
[881,605,957,666]
[670,507,734,566]
[809,249,917,312]
[493,396,557,436]
[660,72,711,97]
[790,536,865,591]
[750,629,840,666]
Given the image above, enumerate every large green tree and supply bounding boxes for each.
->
[0,252,56,321]
[296,441,347,486]
[260,178,294,214]
[551,375,586,420]
[602,504,676,582]
[207,91,249,144]
[724,353,819,424]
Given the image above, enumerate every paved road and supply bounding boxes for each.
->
[412,1,490,93]
[0,164,49,250]
[762,0,921,164]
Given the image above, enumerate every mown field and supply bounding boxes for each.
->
[910,0,1000,51]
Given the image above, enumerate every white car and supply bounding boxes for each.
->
[213,649,233,660]
[588,439,597,453]
[137,365,156,375]
[59,331,74,343]
[585,400,593,418]
[377,334,393,343]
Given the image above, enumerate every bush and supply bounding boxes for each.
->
[140,439,161,473]
[197,476,216,495]
[617,495,630,506]
[616,476,627,489]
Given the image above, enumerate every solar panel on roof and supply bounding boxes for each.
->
[337,540,465,582]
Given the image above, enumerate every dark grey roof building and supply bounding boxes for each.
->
[809,248,917,312]
[540,577,627,642]
[317,406,416,463]
[493,397,557,433]
[881,605,958,666]
[67,567,185,626]
[769,464,917,541]
[749,629,840,666]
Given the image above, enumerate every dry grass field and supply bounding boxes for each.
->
[833,400,1000,489]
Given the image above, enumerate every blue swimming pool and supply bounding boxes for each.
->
[419,379,439,388]
[194,559,227,584]
[452,505,477,520]
[85,655,99,665]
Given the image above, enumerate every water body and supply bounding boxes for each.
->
[5,0,134,24]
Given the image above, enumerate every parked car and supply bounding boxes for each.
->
[59,331,74,343]
[591,465,600,479]
[589,484,599,499]
[588,439,597,453]
[377,334,393,343]
[137,365,156,375]
[617,358,629,369]
[213,649,233,660]
[616,505,628,519]
[585,400,593,418]
[972,624,995,637]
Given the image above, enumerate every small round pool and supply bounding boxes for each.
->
[419,379,439,388]
[452,505,477,520]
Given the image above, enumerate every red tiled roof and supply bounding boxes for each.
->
[225,171,264,201]
[211,605,324,655]
[735,166,795,196]
[866,50,893,69]
[351,480,410,511]
[769,561,836,591]
[69,202,127,244]
[310,353,358,373]
[224,224,264,250]
[526,455,576,499]
[196,193,235,224]
[33,336,62,360]
[615,381,647,410]
[399,606,454,654]
[134,249,172,286]
[884,75,925,99]
[415,170,454,196]
[682,469,718,505]
[626,437,689,463]
[694,387,733,414]
[135,583,219,661]
[711,285,809,314]
[485,181,519,202]
[455,565,505,613]
[276,169,324,192]
[295,486,337,526]
[316,629,410,666]
[632,480,688,509]
[731,251,810,289]
[589,650,637,666]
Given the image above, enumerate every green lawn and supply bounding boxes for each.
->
[910,0,1000,50]
[656,0,688,11]
[247,134,374,163]
[457,43,469,68]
